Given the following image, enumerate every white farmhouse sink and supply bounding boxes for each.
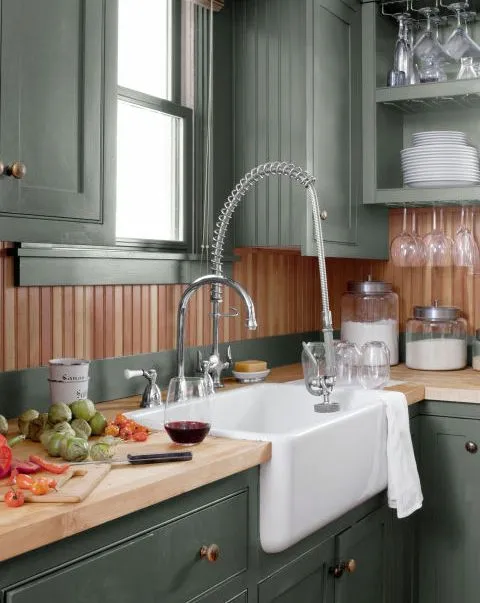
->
[127,382,388,553]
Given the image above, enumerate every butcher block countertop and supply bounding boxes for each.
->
[1,361,479,562]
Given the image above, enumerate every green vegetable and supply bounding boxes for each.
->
[7,434,26,447]
[47,433,67,457]
[0,414,8,436]
[97,435,120,446]
[53,421,75,437]
[48,402,72,424]
[89,442,115,462]
[61,437,89,462]
[27,413,49,442]
[40,430,54,449]
[70,399,96,422]
[18,409,39,436]
[59,435,74,459]
[89,411,107,436]
[71,418,91,440]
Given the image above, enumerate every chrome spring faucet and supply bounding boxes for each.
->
[207,161,337,409]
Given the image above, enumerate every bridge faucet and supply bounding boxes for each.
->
[176,274,257,380]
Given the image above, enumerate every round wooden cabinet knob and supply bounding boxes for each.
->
[3,161,26,179]
[330,559,357,578]
[465,441,478,454]
[200,543,220,563]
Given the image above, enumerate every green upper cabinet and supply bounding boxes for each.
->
[231,0,388,259]
[0,0,116,245]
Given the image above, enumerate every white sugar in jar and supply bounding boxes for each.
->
[405,304,467,371]
[341,279,399,365]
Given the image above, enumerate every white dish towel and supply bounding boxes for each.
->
[380,390,423,518]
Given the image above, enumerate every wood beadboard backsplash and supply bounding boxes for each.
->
[1,206,479,372]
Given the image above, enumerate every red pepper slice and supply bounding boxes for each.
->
[28,455,70,474]
[0,434,7,447]
[0,445,12,479]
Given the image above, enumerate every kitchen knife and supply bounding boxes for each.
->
[76,452,193,465]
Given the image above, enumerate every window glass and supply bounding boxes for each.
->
[116,100,183,242]
[118,0,171,100]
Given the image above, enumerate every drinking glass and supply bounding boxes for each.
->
[453,207,480,266]
[164,376,212,445]
[457,56,478,78]
[390,207,416,267]
[301,342,326,387]
[444,3,480,60]
[423,207,453,267]
[414,7,445,61]
[389,13,412,86]
[335,341,361,387]
[410,210,427,267]
[358,341,391,390]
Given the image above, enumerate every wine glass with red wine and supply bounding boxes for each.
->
[164,377,212,446]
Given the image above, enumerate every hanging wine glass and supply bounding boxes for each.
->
[444,3,480,60]
[390,207,416,267]
[410,209,427,267]
[423,207,453,267]
[454,207,480,266]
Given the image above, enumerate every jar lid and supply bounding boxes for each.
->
[346,280,392,294]
[413,305,460,321]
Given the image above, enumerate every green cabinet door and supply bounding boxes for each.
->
[0,0,116,245]
[418,415,480,603]
[333,506,389,603]
[231,0,388,259]
[258,539,335,603]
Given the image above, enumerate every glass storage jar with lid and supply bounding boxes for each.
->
[341,278,399,365]
[405,303,467,371]
[473,330,480,371]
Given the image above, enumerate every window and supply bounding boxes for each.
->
[116,0,192,250]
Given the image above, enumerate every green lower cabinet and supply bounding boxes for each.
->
[333,506,389,603]
[418,414,480,603]
[258,539,335,603]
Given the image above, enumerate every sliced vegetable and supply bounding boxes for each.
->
[0,445,12,479]
[5,488,25,507]
[11,459,41,474]
[28,455,70,474]
[0,434,7,447]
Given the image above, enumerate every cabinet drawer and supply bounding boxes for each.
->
[5,492,248,603]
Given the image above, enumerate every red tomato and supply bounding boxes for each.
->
[132,431,148,442]
[5,489,25,507]
[119,426,133,440]
[114,414,129,427]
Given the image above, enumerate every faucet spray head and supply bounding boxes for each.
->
[246,317,258,330]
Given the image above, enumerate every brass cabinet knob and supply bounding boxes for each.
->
[1,161,26,179]
[330,559,357,578]
[199,543,220,563]
[465,441,478,454]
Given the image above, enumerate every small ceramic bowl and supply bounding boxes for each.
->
[48,358,89,382]
[48,378,89,404]
[232,369,270,384]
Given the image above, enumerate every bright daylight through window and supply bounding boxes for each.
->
[116,0,188,246]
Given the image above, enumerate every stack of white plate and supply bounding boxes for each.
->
[401,131,480,188]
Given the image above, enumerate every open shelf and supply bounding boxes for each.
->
[376,81,480,113]
[375,186,480,205]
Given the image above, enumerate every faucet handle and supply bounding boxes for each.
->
[225,344,233,368]
[124,369,144,380]
[124,368,162,409]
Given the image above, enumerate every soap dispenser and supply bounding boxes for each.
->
[124,369,162,408]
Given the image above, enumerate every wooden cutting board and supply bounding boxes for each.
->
[0,464,111,503]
